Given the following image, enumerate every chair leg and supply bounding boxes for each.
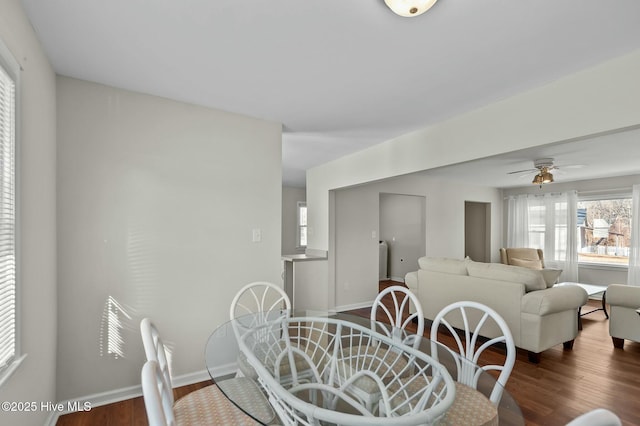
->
[528,351,541,363]
[612,337,625,349]
[563,339,575,350]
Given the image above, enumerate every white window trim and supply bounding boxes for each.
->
[0,37,23,388]
[579,263,628,272]
[296,201,307,249]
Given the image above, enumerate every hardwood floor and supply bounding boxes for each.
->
[58,280,640,426]
[55,382,209,426]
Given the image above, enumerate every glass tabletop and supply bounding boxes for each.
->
[205,311,524,426]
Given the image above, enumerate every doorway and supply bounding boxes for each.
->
[465,201,491,262]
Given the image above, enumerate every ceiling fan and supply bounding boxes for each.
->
[507,158,558,186]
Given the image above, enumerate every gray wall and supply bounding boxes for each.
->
[0,1,58,425]
[379,193,426,281]
[282,186,306,255]
[56,77,282,400]
[332,173,502,310]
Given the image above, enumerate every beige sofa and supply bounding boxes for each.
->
[405,257,588,362]
[607,284,640,348]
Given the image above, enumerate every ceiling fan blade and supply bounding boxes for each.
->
[517,173,536,180]
[507,168,538,175]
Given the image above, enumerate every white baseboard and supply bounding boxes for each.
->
[389,276,405,283]
[45,363,237,426]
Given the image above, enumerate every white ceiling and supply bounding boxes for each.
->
[415,126,640,188]
[18,0,640,188]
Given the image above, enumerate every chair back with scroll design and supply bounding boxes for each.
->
[371,285,424,348]
[332,286,424,412]
[241,316,456,426]
[140,318,275,426]
[230,281,291,325]
[140,318,174,407]
[430,301,515,406]
[229,282,293,380]
[141,360,175,426]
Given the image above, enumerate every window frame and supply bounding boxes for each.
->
[0,37,24,388]
[576,192,632,269]
[296,201,307,249]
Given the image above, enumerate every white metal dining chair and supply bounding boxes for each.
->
[566,408,622,426]
[228,281,314,386]
[140,318,274,425]
[430,301,516,406]
[241,316,456,426]
[371,285,425,344]
[336,285,425,412]
[229,281,291,324]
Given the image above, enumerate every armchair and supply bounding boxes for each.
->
[607,284,640,348]
[500,248,545,269]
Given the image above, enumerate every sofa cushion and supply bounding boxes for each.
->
[418,257,469,275]
[509,257,543,270]
[466,262,546,292]
[540,268,563,288]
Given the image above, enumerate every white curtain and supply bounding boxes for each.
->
[627,184,640,286]
[507,195,529,248]
[563,191,578,282]
[506,191,578,282]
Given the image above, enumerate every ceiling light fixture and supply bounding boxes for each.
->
[384,0,439,17]
[532,167,554,187]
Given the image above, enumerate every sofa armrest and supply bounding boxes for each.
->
[404,271,419,314]
[405,271,418,292]
[522,286,588,316]
[607,284,640,309]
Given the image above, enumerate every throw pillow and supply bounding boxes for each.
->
[466,262,547,292]
[509,257,543,270]
[541,268,563,288]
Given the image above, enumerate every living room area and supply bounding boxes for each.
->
[315,130,640,424]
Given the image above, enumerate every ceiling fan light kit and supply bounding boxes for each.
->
[507,158,558,187]
[532,168,554,186]
[384,0,438,17]
[531,158,555,186]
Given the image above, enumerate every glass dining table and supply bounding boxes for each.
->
[205,311,524,426]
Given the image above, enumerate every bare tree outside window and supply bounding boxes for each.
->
[577,198,632,265]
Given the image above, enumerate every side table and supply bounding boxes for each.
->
[555,282,608,329]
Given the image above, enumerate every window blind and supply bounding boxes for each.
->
[0,62,16,372]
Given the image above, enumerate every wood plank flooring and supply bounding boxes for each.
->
[57,280,640,426]
[55,382,209,426]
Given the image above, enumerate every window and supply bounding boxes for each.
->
[0,40,20,385]
[522,195,570,262]
[507,191,578,281]
[577,197,632,266]
[297,202,307,248]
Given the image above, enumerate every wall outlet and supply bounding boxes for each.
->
[252,228,262,242]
